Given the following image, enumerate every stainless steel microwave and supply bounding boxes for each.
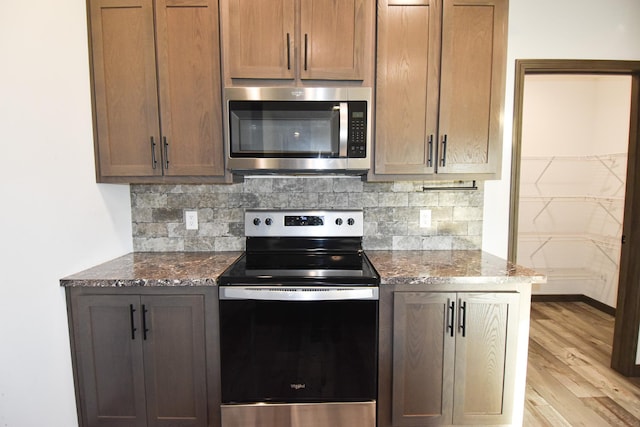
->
[224,87,372,175]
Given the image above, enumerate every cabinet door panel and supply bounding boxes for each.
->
[438,0,507,174]
[89,0,161,177]
[143,295,207,427]
[155,0,225,176]
[374,0,440,175]
[300,0,365,80]
[392,292,455,426]
[226,0,295,79]
[453,292,518,425]
[74,295,147,427]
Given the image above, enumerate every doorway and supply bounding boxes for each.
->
[508,60,640,376]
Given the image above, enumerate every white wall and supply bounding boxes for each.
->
[0,1,133,426]
[0,0,639,426]
[482,0,640,258]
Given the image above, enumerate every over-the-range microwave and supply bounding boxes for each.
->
[224,87,372,175]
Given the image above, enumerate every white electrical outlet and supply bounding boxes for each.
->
[185,210,198,230]
[419,209,432,228]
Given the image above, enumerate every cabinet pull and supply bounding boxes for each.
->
[427,134,434,167]
[142,304,149,340]
[304,33,308,71]
[286,33,291,70]
[162,137,169,169]
[447,300,455,337]
[150,137,158,169]
[129,304,137,340]
[440,134,448,167]
[459,300,467,337]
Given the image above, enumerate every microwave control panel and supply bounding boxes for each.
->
[347,102,367,158]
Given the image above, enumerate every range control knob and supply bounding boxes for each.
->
[253,218,261,226]
[335,218,343,226]
[265,218,273,226]
[347,217,355,226]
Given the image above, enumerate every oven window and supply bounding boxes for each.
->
[229,101,340,157]
[219,299,378,403]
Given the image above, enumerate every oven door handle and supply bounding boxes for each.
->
[219,286,379,301]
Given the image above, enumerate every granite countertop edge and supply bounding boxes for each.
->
[60,250,546,288]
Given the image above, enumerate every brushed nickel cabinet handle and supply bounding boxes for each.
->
[150,137,157,169]
[163,137,169,169]
[440,134,448,167]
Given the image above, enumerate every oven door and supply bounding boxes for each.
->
[218,286,378,427]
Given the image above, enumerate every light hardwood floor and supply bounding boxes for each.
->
[524,302,640,426]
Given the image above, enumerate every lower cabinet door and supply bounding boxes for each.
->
[72,293,208,427]
[75,295,148,427]
[142,295,207,427]
[392,292,456,426]
[391,291,519,426]
[452,292,519,425]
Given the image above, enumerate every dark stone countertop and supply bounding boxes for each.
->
[60,252,242,287]
[366,250,546,286]
[60,250,545,287]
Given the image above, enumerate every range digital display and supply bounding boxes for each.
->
[284,215,324,226]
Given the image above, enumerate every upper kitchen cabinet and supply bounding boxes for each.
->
[373,0,508,180]
[220,0,375,86]
[88,0,228,183]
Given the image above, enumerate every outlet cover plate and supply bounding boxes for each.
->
[185,210,198,230]
[420,209,432,228]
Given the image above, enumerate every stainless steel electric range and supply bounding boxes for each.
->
[218,209,379,427]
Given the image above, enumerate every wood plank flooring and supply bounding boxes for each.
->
[524,302,640,426]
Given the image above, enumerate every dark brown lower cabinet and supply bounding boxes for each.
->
[384,290,520,426]
[66,287,220,427]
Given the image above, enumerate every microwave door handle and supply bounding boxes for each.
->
[339,102,348,157]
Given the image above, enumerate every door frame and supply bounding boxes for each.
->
[508,59,640,376]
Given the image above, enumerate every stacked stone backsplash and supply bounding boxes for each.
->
[131,177,483,252]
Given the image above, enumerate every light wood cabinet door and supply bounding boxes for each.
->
[392,292,455,426]
[155,0,225,177]
[436,0,508,175]
[71,293,209,427]
[374,0,508,179]
[222,0,370,82]
[89,0,161,177]
[375,0,441,175]
[299,0,366,80]
[225,0,295,79]
[392,291,519,426]
[89,0,225,180]
[452,292,518,425]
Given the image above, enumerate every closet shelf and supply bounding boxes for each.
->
[520,195,624,202]
[518,233,621,267]
[530,267,609,281]
[521,153,627,188]
[523,196,624,225]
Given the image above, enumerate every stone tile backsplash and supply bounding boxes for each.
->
[131,177,484,252]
